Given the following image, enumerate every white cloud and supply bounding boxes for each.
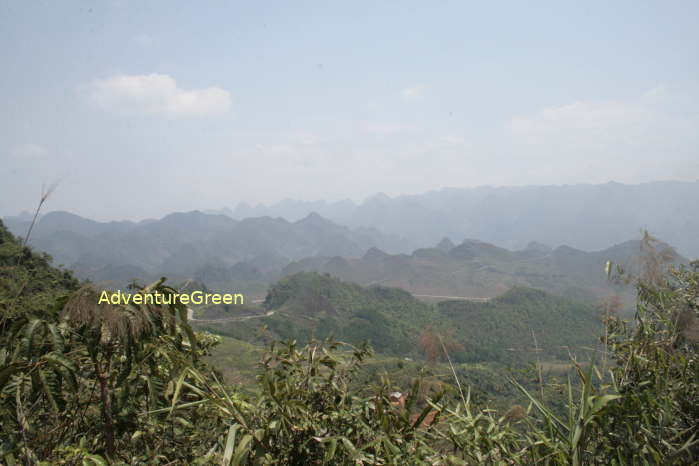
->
[498,87,699,183]
[508,89,697,152]
[401,85,424,99]
[88,74,231,118]
[132,34,153,46]
[259,87,699,198]
[12,143,49,159]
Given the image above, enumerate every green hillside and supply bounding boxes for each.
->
[437,287,603,362]
[198,272,437,356]
[0,219,80,320]
[282,237,688,313]
[196,272,603,364]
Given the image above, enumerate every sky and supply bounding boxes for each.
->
[2,0,699,221]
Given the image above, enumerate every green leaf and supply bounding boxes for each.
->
[231,434,252,466]
[38,368,60,412]
[0,363,23,390]
[324,438,338,462]
[82,454,108,466]
[23,318,44,358]
[169,370,187,415]
[222,424,239,466]
[589,394,621,417]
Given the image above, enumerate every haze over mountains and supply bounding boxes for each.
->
[3,210,411,290]
[283,238,666,305]
[227,181,699,258]
[4,181,695,303]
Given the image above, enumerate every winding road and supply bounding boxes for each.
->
[186,308,275,323]
[412,294,490,302]
[185,291,489,324]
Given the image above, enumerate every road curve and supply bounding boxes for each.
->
[412,294,490,301]
[186,307,275,323]
[184,292,488,324]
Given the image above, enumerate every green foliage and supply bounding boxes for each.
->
[594,259,699,462]
[215,272,604,364]
[437,287,603,363]
[187,240,699,465]
[0,219,80,323]
[185,339,441,465]
[254,272,436,355]
[0,279,226,464]
[0,224,226,463]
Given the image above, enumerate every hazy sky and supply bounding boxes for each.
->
[2,1,698,220]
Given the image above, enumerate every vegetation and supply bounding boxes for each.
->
[206,271,603,364]
[437,287,603,362]
[1,220,226,464]
[285,237,687,312]
[1,219,697,464]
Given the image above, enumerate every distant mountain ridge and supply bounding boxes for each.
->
[3,210,413,289]
[282,236,686,307]
[4,199,688,305]
[226,181,699,258]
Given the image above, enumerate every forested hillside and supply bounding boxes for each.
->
[0,219,80,319]
[283,237,685,310]
[437,287,603,362]
[196,272,603,364]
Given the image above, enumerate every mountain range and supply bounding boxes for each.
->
[3,210,412,290]
[224,181,699,258]
[4,206,686,308]
[282,237,687,308]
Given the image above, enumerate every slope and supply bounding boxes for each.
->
[3,211,413,290]
[196,272,603,364]
[282,237,686,307]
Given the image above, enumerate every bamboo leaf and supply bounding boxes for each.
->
[169,370,187,415]
[324,438,338,462]
[231,434,252,466]
[222,424,239,466]
[0,363,23,390]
